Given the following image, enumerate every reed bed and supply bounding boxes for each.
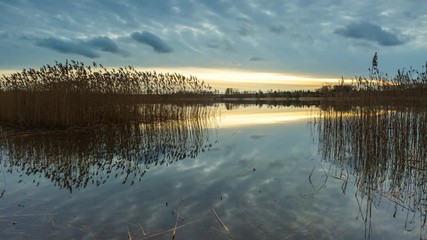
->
[0,60,213,128]
[315,104,427,238]
[0,104,217,191]
[322,54,427,105]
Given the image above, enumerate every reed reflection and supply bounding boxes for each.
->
[0,104,217,192]
[315,104,427,238]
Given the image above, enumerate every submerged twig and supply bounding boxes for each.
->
[211,208,230,232]
[308,166,316,190]
[138,224,146,236]
[142,218,205,239]
[172,205,181,239]
[237,208,264,234]
[127,227,132,240]
[305,162,329,196]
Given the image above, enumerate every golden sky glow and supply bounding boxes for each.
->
[0,70,17,76]
[136,67,341,91]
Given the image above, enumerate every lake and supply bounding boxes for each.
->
[0,103,426,239]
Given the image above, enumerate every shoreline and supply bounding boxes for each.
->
[217,96,322,102]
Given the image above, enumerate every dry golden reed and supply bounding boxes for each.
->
[0,60,213,128]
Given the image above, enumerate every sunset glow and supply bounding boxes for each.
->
[136,67,340,91]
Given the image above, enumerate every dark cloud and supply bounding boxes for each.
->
[235,17,255,37]
[335,22,407,46]
[131,31,173,53]
[36,36,130,58]
[238,25,255,36]
[206,42,220,49]
[0,32,11,39]
[235,18,255,37]
[269,25,286,34]
[249,57,267,61]
[199,0,232,16]
[206,39,235,52]
[0,32,32,41]
[87,36,119,53]
[87,36,130,57]
[37,38,100,58]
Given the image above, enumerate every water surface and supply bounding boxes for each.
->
[0,104,425,239]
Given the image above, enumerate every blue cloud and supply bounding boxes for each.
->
[269,25,286,35]
[36,36,131,58]
[37,38,100,58]
[238,25,255,36]
[335,22,407,46]
[206,39,235,52]
[87,36,120,53]
[131,31,173,53]
[236,17,255,37]
[249,57,267,61]
[87,36,130,57]
[0,32,11,40]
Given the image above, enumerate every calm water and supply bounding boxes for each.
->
[0,104,425,239]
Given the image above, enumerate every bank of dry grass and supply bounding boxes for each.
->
[0,61,213,128]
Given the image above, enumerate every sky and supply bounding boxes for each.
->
[1,0,427,90]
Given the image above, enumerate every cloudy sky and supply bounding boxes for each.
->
[1,0,426,90]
